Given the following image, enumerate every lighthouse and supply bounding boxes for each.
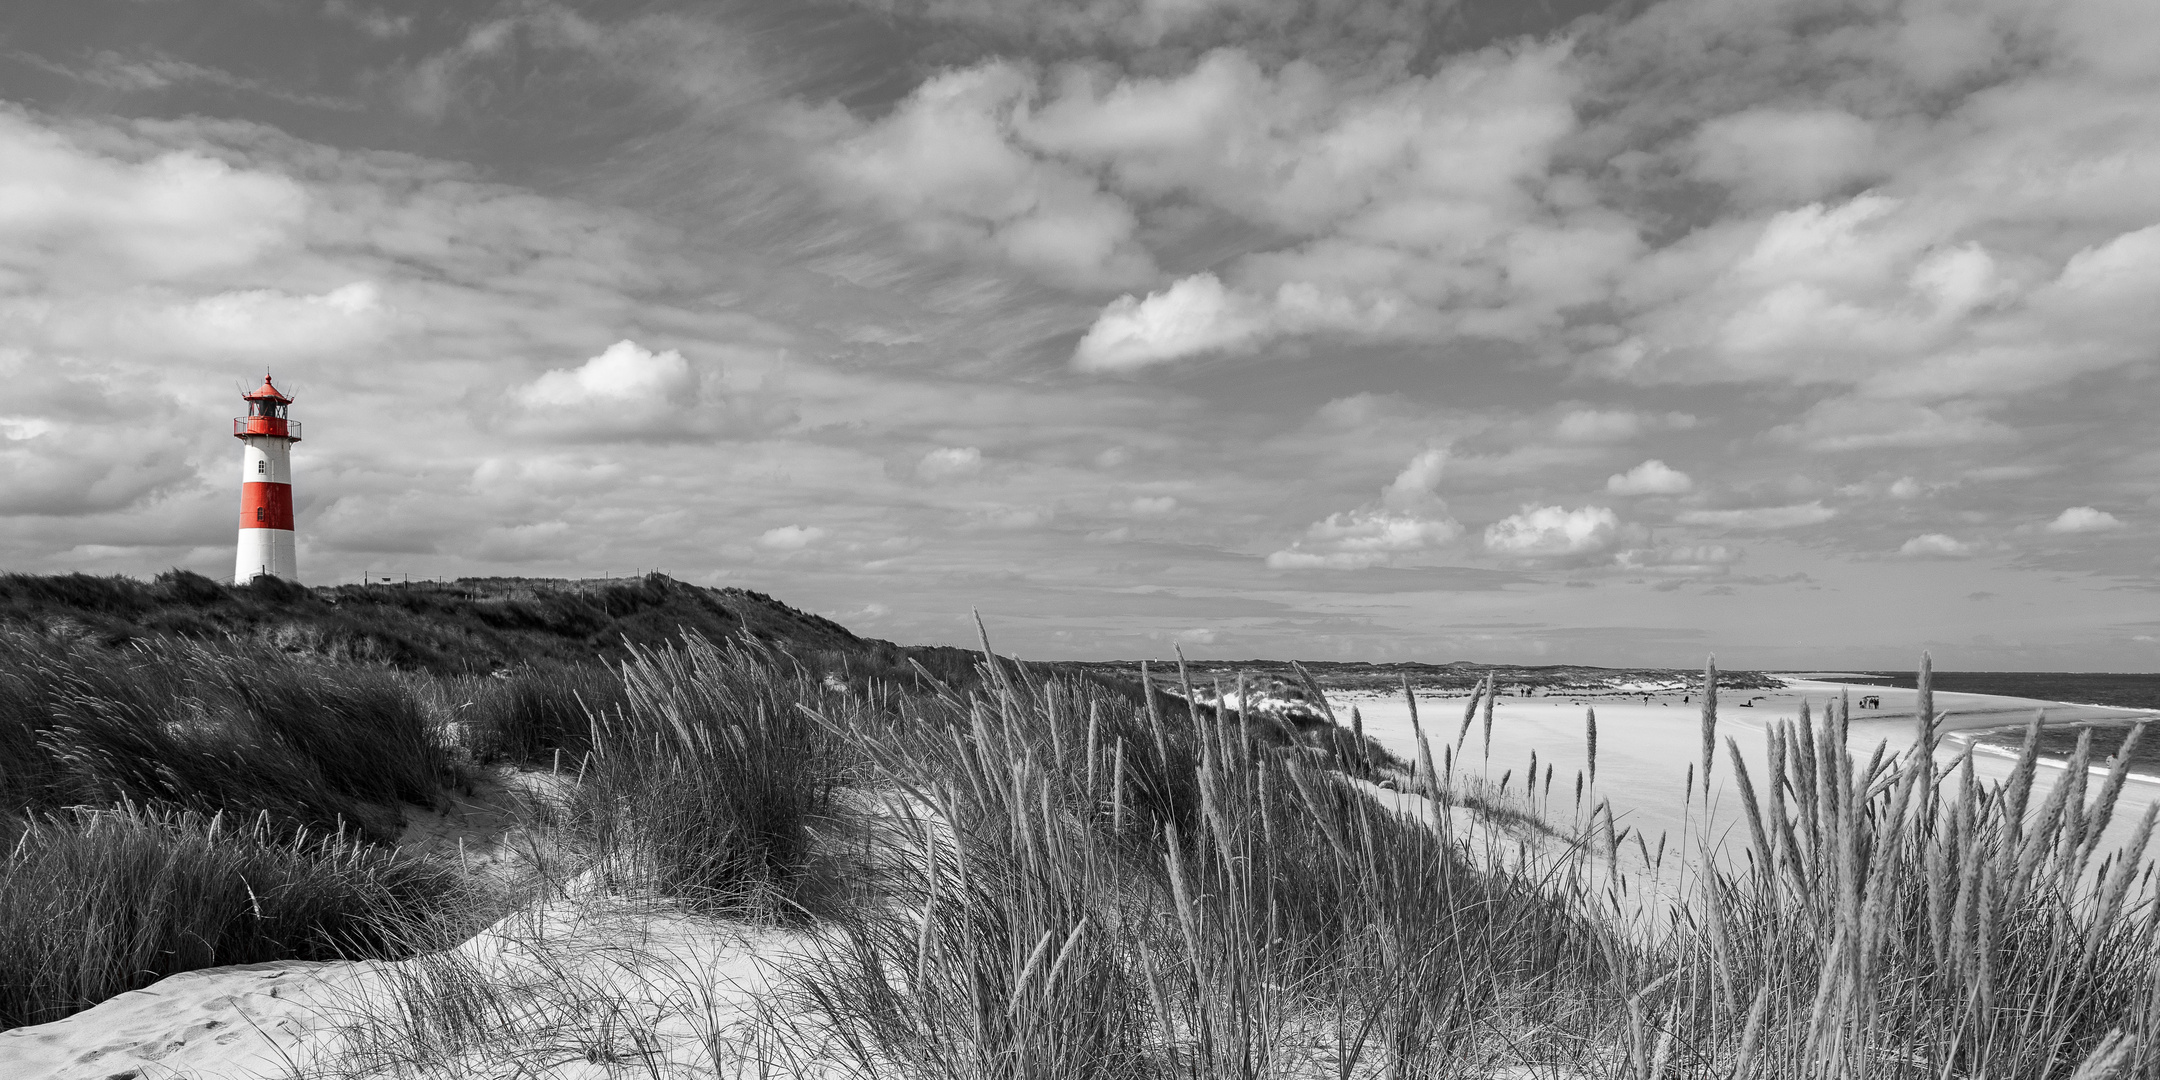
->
[233,374,301,583]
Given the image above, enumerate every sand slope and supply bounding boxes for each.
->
[0,765,827,1080]
[0,889,820,1080]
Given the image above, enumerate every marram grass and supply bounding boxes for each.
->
[788,646,2160,1080]
[10,617,2160,1080]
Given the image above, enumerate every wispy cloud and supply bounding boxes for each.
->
[1676,502,1836,530]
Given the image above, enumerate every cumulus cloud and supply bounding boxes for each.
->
[1606,459,1693,495]
[789,41,1632,368]
[1072,273,1267,372]
[1596,0,2160,418]
[1899,533,1972,558]
[808,62,1156,289]
[1483,504,1621,562]
[510,339,785,442]
[758,524,828,551]
[519,340,698,410]
[1266,448,1461,569]
[917,446,984,481]
[2046,507,2123,534]
[1676,502,1836,530]
[1052,41,1641,366]
[1265,511,1461,570]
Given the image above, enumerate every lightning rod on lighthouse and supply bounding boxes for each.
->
[234,374,301,583]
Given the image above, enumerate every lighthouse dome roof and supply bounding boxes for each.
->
[243,374,292,403]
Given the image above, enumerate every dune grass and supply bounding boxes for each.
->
[567,635,851,915]
[797,644,1628,1079]
[0,630,477,1030]
[783,646,2160,1079]
[0,804,470,1029]
[9,593,2160,1079]
[1663,692,2160,1076]
[0,629,466,842]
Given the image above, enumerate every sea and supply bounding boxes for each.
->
[1804,671,2160,712]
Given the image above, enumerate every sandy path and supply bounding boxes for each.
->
[1331,680,2160,888]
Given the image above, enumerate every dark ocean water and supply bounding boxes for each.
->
[1808,672,2160,712]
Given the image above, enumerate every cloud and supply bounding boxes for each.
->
[1553,409,1695,443]
[519,339,697,408]
[1483,504,1622,562]
[822,41,1639,369]
[1766,397,2015,451]
[973,505,1055,530]
[1689,108,1881,205]
[324,0,414,39]
[0,107,306,282]
[758,524,828,551]
[808,62,1156,289]
[1613,543,1742,575]
[2046,507,2123,534]
[1594,1,2160,412]
[1380,448,1449,509]
[148,282,390,357]
[1067,40,1637,358]
[1606,459,1693,496]
[1072,273,1268,371]
[1129,495,1178,516]
[917,446,985,481]
[1899,533,1972,558]
[1267,447,1461,569]
[1264,511,1462,570]
[1676,502,1836,530]
[839,0,1283,49]
[0,422,195,516]
[510,339,786,442]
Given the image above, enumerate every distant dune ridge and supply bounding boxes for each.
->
[3,573,2158,1077]
[0,570,982,679]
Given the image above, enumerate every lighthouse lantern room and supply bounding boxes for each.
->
[234,374,302,583]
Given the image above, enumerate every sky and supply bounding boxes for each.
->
[0,0,2156,670]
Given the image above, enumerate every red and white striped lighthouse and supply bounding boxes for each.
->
[233,374,301,583]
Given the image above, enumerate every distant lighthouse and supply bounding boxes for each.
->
[234,374,301,583]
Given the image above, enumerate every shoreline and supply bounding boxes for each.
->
[1943,728,2160,789]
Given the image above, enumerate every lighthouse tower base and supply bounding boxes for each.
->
[236,528,298,584]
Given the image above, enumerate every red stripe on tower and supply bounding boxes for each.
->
[239,482,295,531]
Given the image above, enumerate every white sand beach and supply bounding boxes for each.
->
[1330,679,2160,889]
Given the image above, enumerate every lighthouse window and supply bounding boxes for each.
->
[256,507,266,523]
[257,461,266,474]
